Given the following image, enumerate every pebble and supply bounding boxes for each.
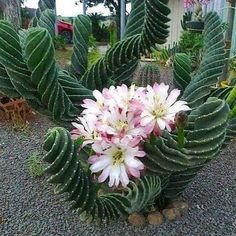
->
[147,212,163,225]
[162,208,181,221]
[128,213,146,227]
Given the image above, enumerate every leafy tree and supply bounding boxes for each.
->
[80,0,130,15]
[89,13,109,42]
[79,0,131,38]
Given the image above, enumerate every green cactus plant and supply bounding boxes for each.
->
[173,53,192,91]
[43,127,162,222]
[32,0,56,27]
[0,0,236,224]
[134,63,160,87]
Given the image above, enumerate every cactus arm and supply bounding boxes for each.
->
[182,12,226,108]
[58,71,93,105]
[70,15,92,79]
[145,98,229,201]
[0,21,42,105]
[24,28,79,121]
[109,59,139,86]
[33,0,56,26]
[37,9,56,38]
[173,53,192,91]
[124,0,145,38]
[126,175,162,213]
[0,63,20,98]
[42,127,162,222]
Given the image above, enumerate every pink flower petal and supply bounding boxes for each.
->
[127,167,141,178]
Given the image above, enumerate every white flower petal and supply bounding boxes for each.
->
[141,115,154,126]
[98,165,112,183]
[169,101,191,114]
[166,89,180,106]
[90,156,111,173]
[93,90,104,102]
[156,118,166,130]
[120,164,129,187]
[109,166,120,187]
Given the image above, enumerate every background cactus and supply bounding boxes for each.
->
[134,63,161,87]
[173,53,192,91]
[0,0,236,223]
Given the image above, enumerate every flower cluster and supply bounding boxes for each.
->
[71,83,190,188]
[184,0,211,9]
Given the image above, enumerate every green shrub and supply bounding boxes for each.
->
[54,35,66,50]
[89,13,109,42]
[88,48,102,68]
[178,30,204,67]
[27,153,44,178]
[230,57,236,71]
[109,21,118,47]
[152,49,170,65]
[88,35,97,48]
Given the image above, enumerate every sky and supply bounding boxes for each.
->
[23,0,131,17]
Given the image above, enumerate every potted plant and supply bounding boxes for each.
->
[184,0,211,32]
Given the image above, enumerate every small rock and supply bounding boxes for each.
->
[233,219,236,227]
[147,211,163,225]
[162,208,181,221]
[0,215,3,224]
[168,201,189,215]
[128,212,146,226]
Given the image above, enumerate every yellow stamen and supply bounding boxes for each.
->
[112,150,124,166]
[116,120,128,131]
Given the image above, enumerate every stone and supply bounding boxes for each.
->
[128,212,146,226]
[162,208,181,221]
[0,215,3,224]
[168,201,189,215]
[147,211,163,225]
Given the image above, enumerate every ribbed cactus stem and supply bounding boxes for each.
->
[134,63,160,87]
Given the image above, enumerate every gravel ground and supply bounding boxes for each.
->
[0,112,236,236]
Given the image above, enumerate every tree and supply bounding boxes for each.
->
[79,0,130,38]
[0,0,22,28]
[80,0,121,15]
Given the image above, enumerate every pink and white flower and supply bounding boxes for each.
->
[71,114,101,146]
[98,107,146,139]
[71,82,190,188]
[184,0,211,9]
[89,137,145,187]
[140,83,191,134]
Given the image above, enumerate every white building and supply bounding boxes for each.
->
[167,0,236,54]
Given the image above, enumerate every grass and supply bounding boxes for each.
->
[55,46,73,69]
[55,45,102,70]
[88,48,102,68]
[27,153,44,178]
